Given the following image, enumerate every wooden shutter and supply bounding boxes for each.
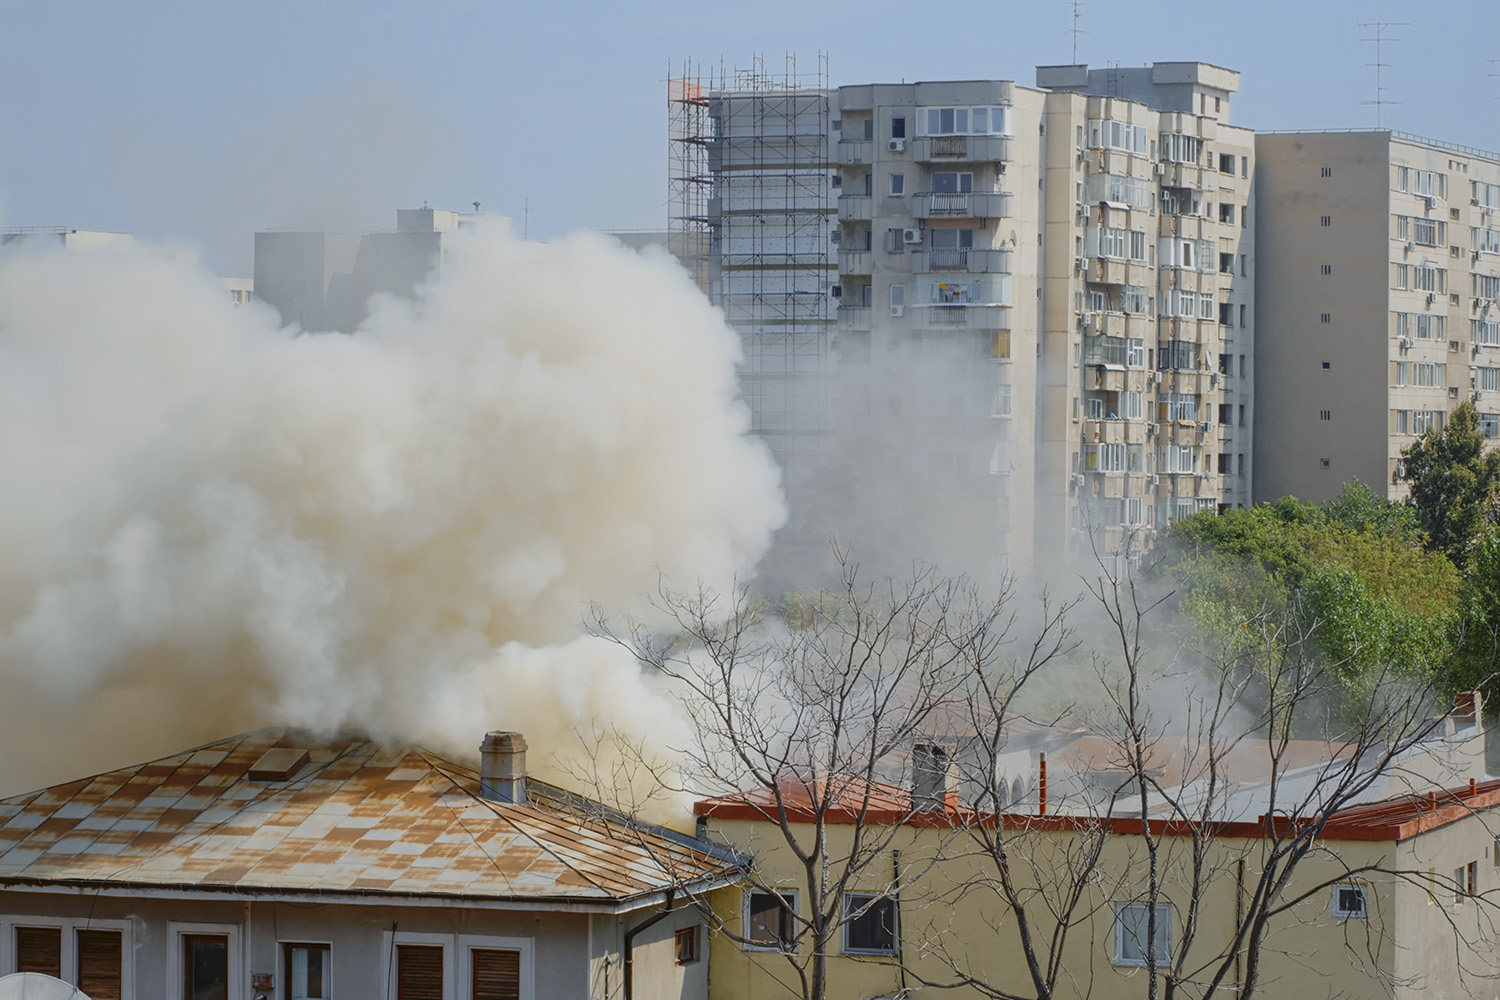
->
[396,945,443,1000]
[77,930,123,1000]
[16,926,61,977]
[471,949,520,1000]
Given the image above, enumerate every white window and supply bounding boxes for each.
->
[1397,166,1410,192]
[1126,497,1144,525]
[746,890,798,950]
[1396,312,1411,338]
[1476,319,1500,347]
[1482,412,1500,438]
[1415,314,1444,339]
[1413,265,1442,293]
[994,384,1012,416]
[1085,173,1155,211]
[1121,390,1143,419]
[1413,409,1443,434]
[1126,339,1145,367]
[284,944,331,1000]
[1089,119,1149,154]
[1160,393,1197,422]
[1160,133,1200,164]
[1414,169,1442,198]
[889,173,905,196]
[1394,409,1409,434]
[1477,274,1500,300]
[1414,362,1445,387]
[1087,443,1127,472]
[930,172,973,194]
[1480,368,1500,391]
[1086,396,1104,419]
[1476,181,1500,209]
[930,227,974,249]
[1413,217,1441,246]
[1158,340,1197,371]
[1396,361,1408,386]
[843,893,897,955]
[1332,885,1367,919]
[1122,285,1148,314]
[1162,445,1198,474]
[917,105,1011,136]
[1476,229,1500,254]
[1396,263,1409,290]
[1114,902,1171,967]
[890,284,905,309]
[1397,215,1410,240]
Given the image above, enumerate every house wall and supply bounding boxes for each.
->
[1392,812,1500,996]
[697,814,1482,1000]
[0,890,707,1000]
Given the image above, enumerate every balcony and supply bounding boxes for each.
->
[911,303,1011,331]
[838,194,873,221]
[837,139,874,165]
[912,191,1013,220]
[912,135,1013,163]
[839,249,873,274]
[837,305,871,331]
[909,248,1013,274]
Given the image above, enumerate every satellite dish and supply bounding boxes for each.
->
[0,973,91,1000]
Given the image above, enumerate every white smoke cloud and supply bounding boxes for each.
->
[0,222,784,796]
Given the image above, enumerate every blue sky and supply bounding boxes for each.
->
[2,0,1495,273]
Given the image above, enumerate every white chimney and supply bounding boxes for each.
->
[479,732,528,804]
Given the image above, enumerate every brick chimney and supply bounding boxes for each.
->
[479,732,527,804]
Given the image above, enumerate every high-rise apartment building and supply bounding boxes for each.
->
[1255,131,1500,503]
[833,63,1254,575]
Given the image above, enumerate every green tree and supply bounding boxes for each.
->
[1401,401,1500,567]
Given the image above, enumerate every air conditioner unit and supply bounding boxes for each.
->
[830,230,842,245]
[1210,372,1220,385]
[1427,293,1436,307]
[1424,196,1436,211]
[1075,257,1087,274]
[902,228,922,244]
[888,138,907,152]
[889,305,904,317]
[1154,371,1163,383]
[1154,162,1166,176]
[1146,422,1156,436]
[1150,474,1160,486]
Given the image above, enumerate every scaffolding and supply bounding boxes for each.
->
[670,54,836,496]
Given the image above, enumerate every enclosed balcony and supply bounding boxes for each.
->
[912,191,1013,220]
[911,303,1012,332]
[839,249,873,275]
[909,247,1013,274]
[837,139,873,166]
[912,135,1013,163]
[837,305,872,331]
[838,194,873,221]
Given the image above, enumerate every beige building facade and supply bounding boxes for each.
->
[1256,131,1500,503]
[834,63,1254,575]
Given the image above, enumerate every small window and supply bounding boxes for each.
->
[1321,264,1333,276]
[1321,215,1331,227]
[184,935,230,1000]
[77,930,123,1000]
[746,890,797,950]
[891,116,906,140]
[890,173,905,196]
[1321,313,1331,324]
[472,948,521,1000]
[674,927,700,965]
[1320,410,1332,421]
[1241,155,1249,177]
[1321,361,1332,370]
[1322,166,1333,178]
[396,944,443,1000]
[1114,902,1170,967]
[844,893,898,954]
[1332,884,1366,918]
[863,118,874,141]
[16,926,62,978]
[1320,458,1331,469]
[285,943,331,1000]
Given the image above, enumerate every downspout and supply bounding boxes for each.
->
[1234,858,1245,1000]
[623,889,676,1000]
[892,850,909,995]
[1038,753,1048,816]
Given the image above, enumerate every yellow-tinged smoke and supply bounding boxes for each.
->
[0,221,784,796]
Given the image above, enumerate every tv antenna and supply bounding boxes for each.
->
[1359,21,1407,128]
[1069,0,1084,64]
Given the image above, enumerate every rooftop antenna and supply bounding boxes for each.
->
[1070,0,1083,64]
[1488,59,1500,102]
[472,201,480,214]
[1359,21,1407,129]
[523,198,530,240]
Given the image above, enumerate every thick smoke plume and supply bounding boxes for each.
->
[0,223,784,796]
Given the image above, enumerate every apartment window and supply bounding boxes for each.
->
[1414,169,1442,199]
[1413,409,1444,434]
[931,171,974,194]
[1332,885,1367,919]
[1413,265,1443,293]
[1238,404,1245,426]
[1321,166,1333,178]
[1219,302,1233,326]
[995,383,1013,416]
[1413,362,1445,387]
[1413,217,1442,246]
[746,890,797,950]
[1396,263,1409,289]
[889,285,904,310]
[1219,252,1234,273]
[1482,413,1500,438]
[284,944,331,1000]
[1123,285,1148,314]
[1321,361,1332,371]
[1482,369,1500,391]
[1242,155,1249,177]
[1477,274,1500,300]
[1321,313,1331,324]
[1320,458,1331,469]
[1397,166,1409,192]
[1161,133,1200,164]
[184,935,230,1000]
[1220,203,1237,223]
[1398,215,1411,240]
[1395,409,1409,434]
[1114,902,1171,967]
[1477,320,1500,347]
[1218,152,1235,173]
[889,173,905,196]
[1127,338,1145,366]
[1159,392,1197,421]
[890,116,906,139]
[1162,445,1198,474]
[843,894,898,954]
[1476,229,1500,254]
[917,106,1010,136]
[16,926,61,977]
[471,949,522,1000]
[1320,264,1332,276]
[1121,390,1143,419]
[1321,215,1332,227]
[930,227,974,249]
[1239,304,1247,328]
[1320,409,1332,421]
[1219,403,1233,423]
[1476,181,1500,209]
[1157,340,1198,370]
[1240,254,1247,275]
[863,118,874,141]
[1088,119,1148,154]
[1086,397,1105,419]
[674,927,700,965]
[1218,453,1231,474]
[1085,172,1155,210]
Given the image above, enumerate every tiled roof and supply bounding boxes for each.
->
[0,730,734,907]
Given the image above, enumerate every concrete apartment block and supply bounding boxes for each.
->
[1256,131,1500,503]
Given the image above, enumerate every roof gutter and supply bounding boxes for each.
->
[623,889,676,1000]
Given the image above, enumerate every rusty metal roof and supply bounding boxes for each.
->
[0,730,735,908]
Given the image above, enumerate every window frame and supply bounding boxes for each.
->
[457,934,533,1000]
[1331,884,1367,920]
[842,892,898,956]
[744,889,799,952]
[380,931,452,1000]
[674,926,701,966]
[1113,902,1171,967]
[281,940,332,1000]
[170,922,240,1000]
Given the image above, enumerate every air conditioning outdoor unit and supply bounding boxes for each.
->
[1150,474,1160,486]
[890,305,904,317]
[1154,371,1163,383]
[889,138,907,152]
[902,228,923,244]
[1154,162,1166,176]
